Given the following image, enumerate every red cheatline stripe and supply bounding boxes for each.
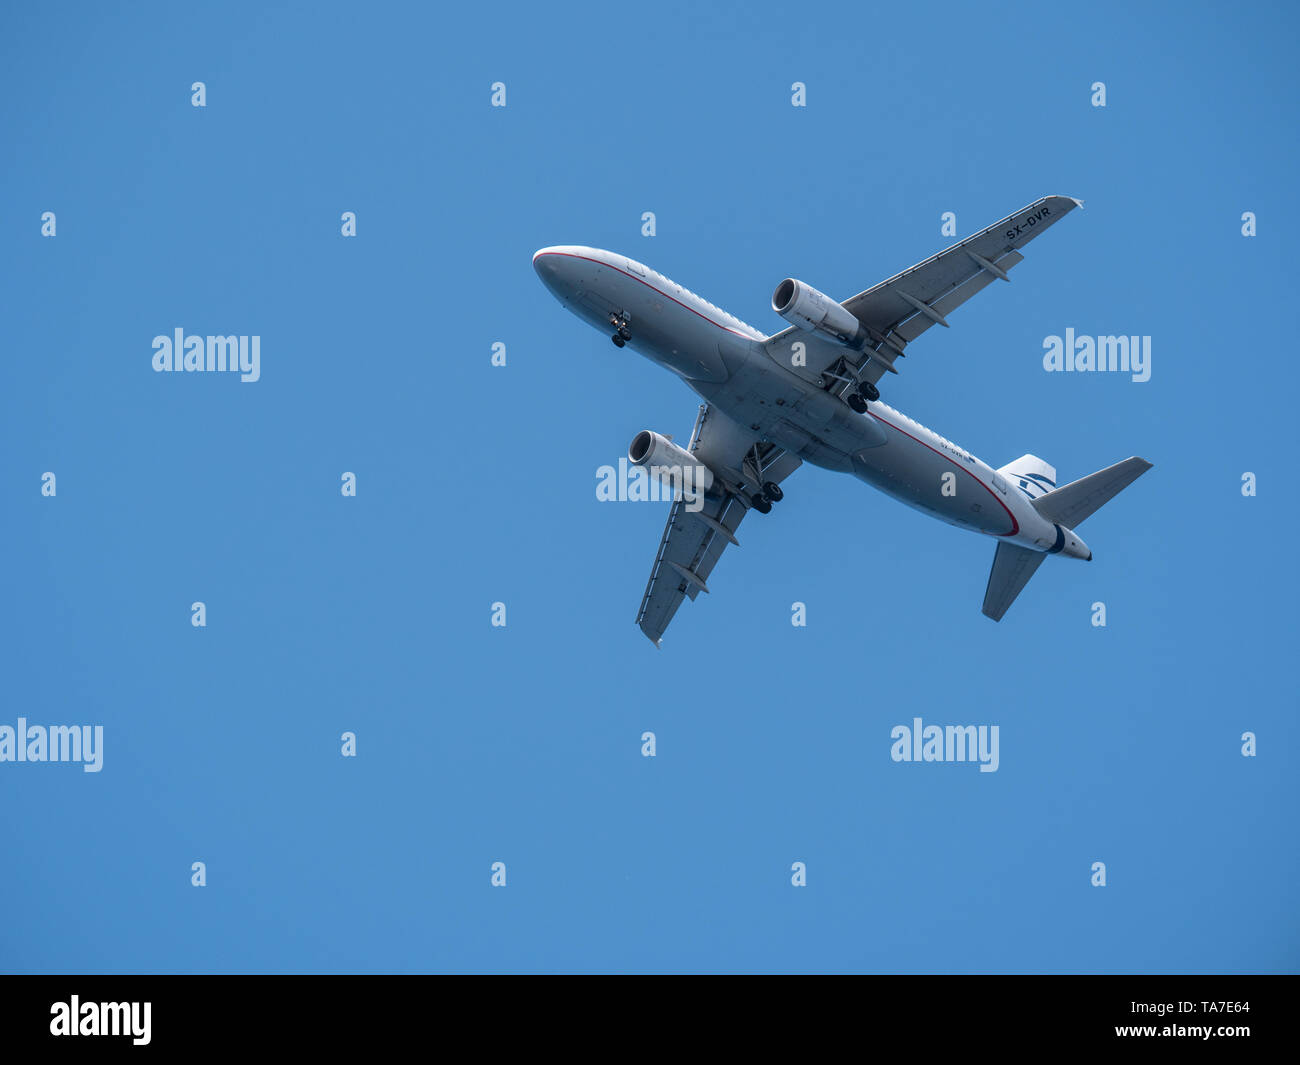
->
[534,251,757,338]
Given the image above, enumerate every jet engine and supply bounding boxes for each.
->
[628,430,715,495]
[772,278,869,351]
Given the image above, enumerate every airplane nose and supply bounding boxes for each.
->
[534,247,585,301]
[535,246,601,300]
[533,247,564,277]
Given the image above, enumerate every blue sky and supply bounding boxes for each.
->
[2,0,1296,973]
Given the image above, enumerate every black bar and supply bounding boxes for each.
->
[0,975,1288,1053]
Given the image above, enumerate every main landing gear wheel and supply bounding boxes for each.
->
[847,392,868,413]
[750,493,772,514]
[762,481,784,503]
[858,381,880,403]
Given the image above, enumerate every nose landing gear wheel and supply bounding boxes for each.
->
[762,481,783,502]
[750,493,772,514]
[609,313,631,347]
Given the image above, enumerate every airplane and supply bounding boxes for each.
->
[533,196,1152,645]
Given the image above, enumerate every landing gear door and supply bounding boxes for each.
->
[575,288,621,325]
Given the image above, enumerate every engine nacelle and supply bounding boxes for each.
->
[772,278,868,350]
[628,430,715,495]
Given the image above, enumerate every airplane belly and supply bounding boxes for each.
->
[797,391,888,452]
[851,427,1016,537]
[632,301,729,381]
[692,378,865,474]
[570,269,729,381]
[614,325,1009,539]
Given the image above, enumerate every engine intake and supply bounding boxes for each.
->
[628,430,715,495]
[772,278,868,351]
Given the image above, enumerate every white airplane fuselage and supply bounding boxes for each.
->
[533,246,1091,560]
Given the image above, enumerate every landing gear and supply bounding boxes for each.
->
[749,481,782,514]
[847,392,868,413]
[609,312,631,347]
[858,381,880,403]
[743,443,784,515]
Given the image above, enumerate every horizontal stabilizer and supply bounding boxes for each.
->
[982,542,1047,621]
[1032,457,1153,528]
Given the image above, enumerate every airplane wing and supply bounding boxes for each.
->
[636,404,800,646]
[763,195,1083,391]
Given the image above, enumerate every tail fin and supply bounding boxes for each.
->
[1032,457,1153,528]
[997,454,1057,501]
[982,543,1046,621]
